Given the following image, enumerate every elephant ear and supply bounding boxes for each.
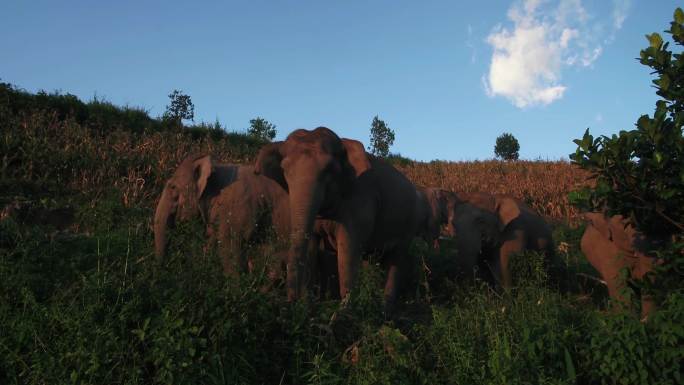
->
[341,139,371,177]
[583,212,613,241]
[254,142,287,190]
[496,197,521,228]
[192,155,214,198]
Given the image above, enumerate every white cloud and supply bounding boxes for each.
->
[612,0,631,30]
[484,0,629,108]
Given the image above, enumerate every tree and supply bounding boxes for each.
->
[494,132,520,161]
[163,89,194,127]
[570,8,684,239]
[369,115,395,158]
[248,117,277,142]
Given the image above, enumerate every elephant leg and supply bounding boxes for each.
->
[499,229,525,288]
[335,202,374,301]
[320,248,340,300]
[306,236,322,298]
[382,239,414,317]
[605,277,628,310]
[602,255,633,311]
[383,263,400,317]
[582,225,631,311]
[634,253,657,319]
[221,240,248,277]
[335,223,362,300]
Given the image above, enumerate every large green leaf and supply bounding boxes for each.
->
[674,7,684,25]
[647,33,663,49]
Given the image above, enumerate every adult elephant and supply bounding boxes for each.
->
[255,127,423,312]
[418,187,502,282]
[153,154,249,259]
[581,213,659,319]
[456,192,556,288]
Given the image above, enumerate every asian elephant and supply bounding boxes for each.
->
[153,154,249,259]
[207,171,339,297]
[255,127,423,313]
[581,212,659,318]
[445,200,503,283]
[415,187,450,248]
[456,192,556,288]
[207,170,290,277]
[418,187,502,282]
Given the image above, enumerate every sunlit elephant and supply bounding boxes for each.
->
[581,212,659,318]
[207,171,290,277]
[153,154,249,259]
[418,187,502,282]
[208,172,339,297]
[255,127,423,313]
[456,192,556,288]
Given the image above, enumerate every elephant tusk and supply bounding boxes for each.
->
[576,273,607,286]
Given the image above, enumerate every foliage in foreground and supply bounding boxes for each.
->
[571,8,684,239]
[570,8,684,316]
[1,208,682,385]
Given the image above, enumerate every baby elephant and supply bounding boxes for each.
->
[456,192,556,288]
[208,171,290,278]
[208,171,338,297]
[417,187,502,283]
[154,154,248,259]
[581,212,660,318]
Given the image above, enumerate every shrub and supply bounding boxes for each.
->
[571,8,684,239]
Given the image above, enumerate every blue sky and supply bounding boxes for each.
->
[1,1,681,161]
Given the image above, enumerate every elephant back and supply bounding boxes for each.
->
[455,191,497,213]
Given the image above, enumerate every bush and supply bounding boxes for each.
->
[571,8,684,239]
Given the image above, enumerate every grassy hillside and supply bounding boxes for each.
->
[0,85,681,384]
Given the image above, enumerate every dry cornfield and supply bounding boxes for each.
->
[2,112,593,226]
[397,160,593,224]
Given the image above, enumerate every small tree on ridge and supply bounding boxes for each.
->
[163,89,194,128]
[494,132,520,161]
[248,117,277,142]
[369,115,395,158]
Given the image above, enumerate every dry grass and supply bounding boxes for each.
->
[397,160,593,224]
[2,109,592,225]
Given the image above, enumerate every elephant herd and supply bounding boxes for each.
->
[153,127,659,317]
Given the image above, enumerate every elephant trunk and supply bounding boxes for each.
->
[153,189,176,259]
[286,178,324,301]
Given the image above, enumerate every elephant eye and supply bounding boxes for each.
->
[324,161,342,176]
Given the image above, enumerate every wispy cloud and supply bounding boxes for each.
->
[483,0,630,108]
[466,24,477,63]
[612,0,631,30]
